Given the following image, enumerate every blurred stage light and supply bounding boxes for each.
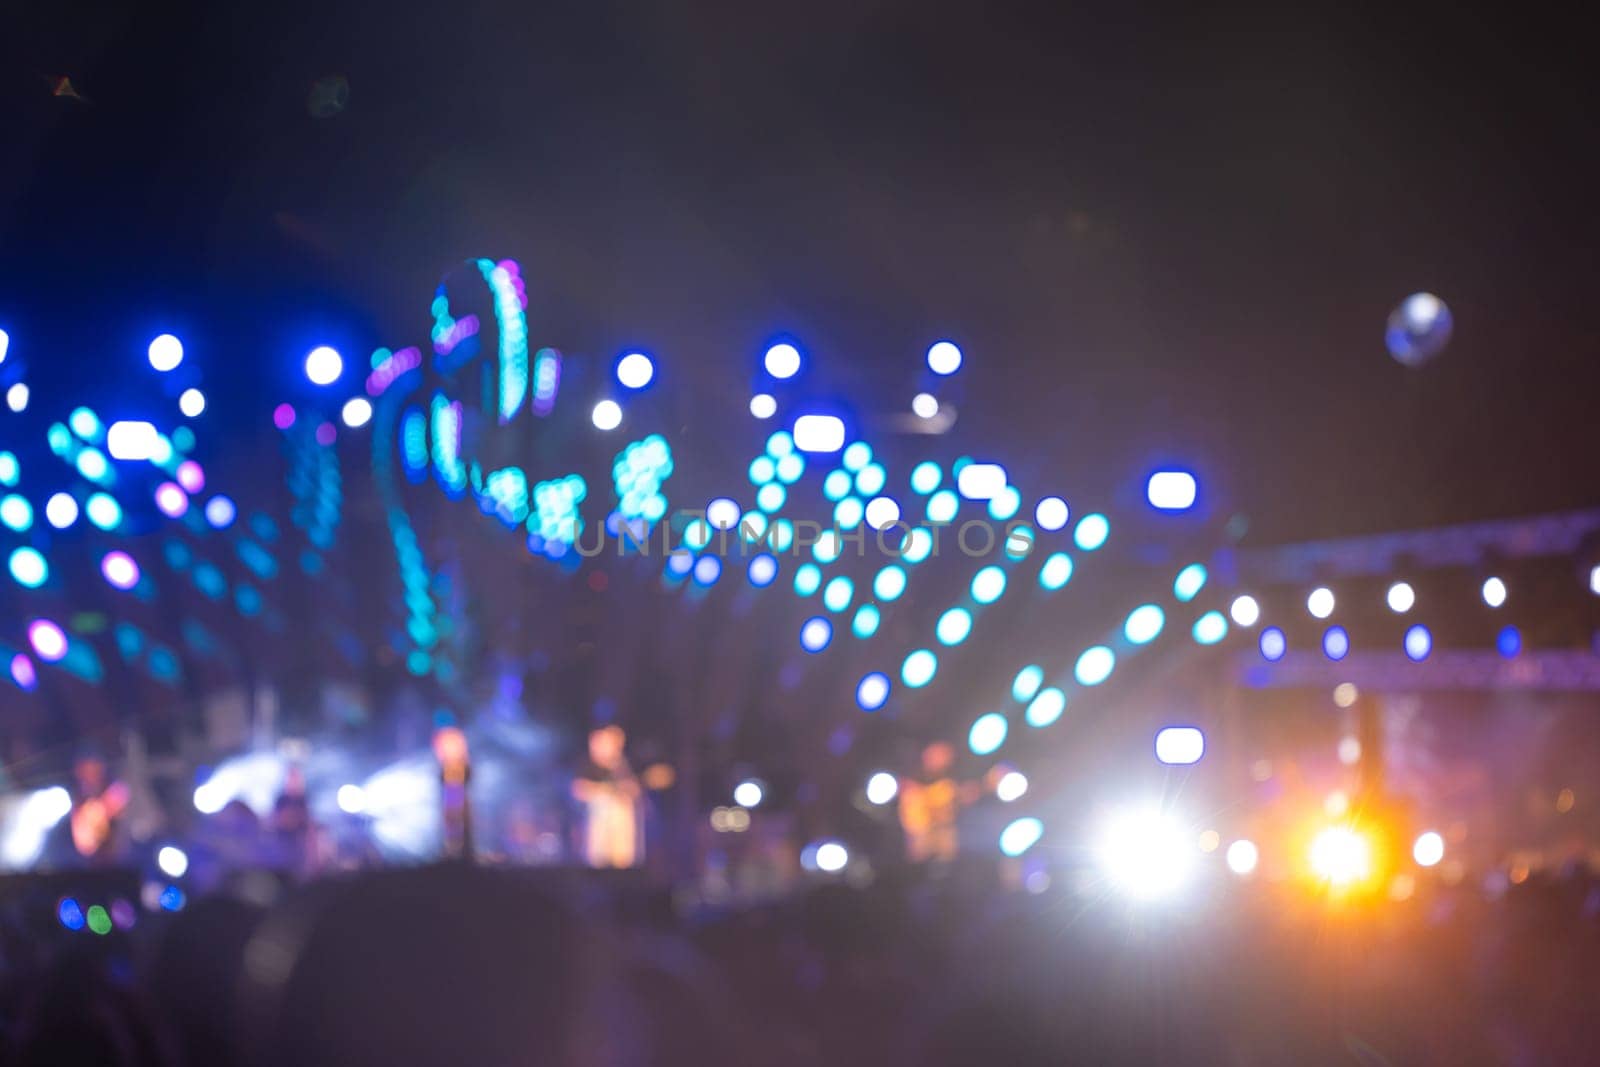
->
[815,840,848,872]
[204,495,236,528]
[176,460,204,493]
[1124,604,1165,645]
[793,414,845,453]
[9,548,47,588]
[1226,839,1259,875]
[1074,646,1115,686]
[1386,581,1415,613]
[304,345,343,385]
[154,482,188,518]
[337,784,367,814]
[854,463,887,496]
[1260,626,1286,661]
[1192,611,1228,645]
[957,463,1006,500]
[615,352,654,389]
[1154,726,1204,765]
[1034,496,1069,531]
[852,604,881,638]
[100,551,140,590]
[874,565,907,601]
[748,553,778,587]
[1481,576,1507,607]
[1074,513,1109,551]
[1337,735,1362,764]
[1322,626,1349,661]
[148,334,184,371]
[926,341,963,375]
[1403,624,1432,661]
[758,483,787,513]
[749,393,777,419]
[85,493,121,530]
[764,343,802,379]
[800,616,833,653]
[0,495,32,532]
[968,713,1008,755]
[76,448,110,482]
[107,420,159,460]
[1307,586,1335,618]
[1,787,73,869]
[193,752,287,816]
[1097,808,1193,899]
[971,566,1007,604]
[1012,665,1044,702]
[866,772,898,805]
[1146,470,1197,511]
[45,493,78,529]
[1386,292,1452,367]
[157,845,189,878]
[5,383,26,412]
[591,400,623,430]
[929,607,969,646]
[1336,685,1359,708]
[1025,687,1065,728]
[996,771,1027,802]
[857,672,891,710]
[1412,830,1445,867]
[1000,817,1043,858]
[9,653,37,691]
[901,649,938,688]
[341,396,373,428]
[927,489,959,523]
[1039,552,1073,590]
[706,497,741,530]
[865,496,900,530]
[912,392,939,418]
[27,619,67,661]
[841,441,871,471]
[179,388,206,417]
[911,461,942,495]
[0,327,7,362]
[733,780,764,808]
[1497,625,1521,658]
[775,453,803,483]
[692,555,722,586]
[1230,595,1260,626]
[1591,565,1600,596]
[793,563,821,595]
[1309,825,1373,887]
[822,575,853,612]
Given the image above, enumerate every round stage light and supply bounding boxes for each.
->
[304,345,343,385]
[706,497,741,531]
[814,841,848,872]
[100,551,140,590]
[800,616,833,653]
[1230,595,1260,626]
[1025,687,1066,728]
[1481,576,1507,607]
[733,780,763,808]
[1035,496,1069,531]
[85,493,121,530]
[154,482,188,518]
[911,462,942,495]
[927,340,963,375]
[591,400,623,430]
[927,489,959,524]
[873,565,907,602]
[1097,809,1192,899]
[28,619,68,662]
[764,342,801,379]
[747,553,778,587]
[5,383,27,412]
[691,555,722,586]
[999,817,1043,858]
[856,672,891,711]
[864,496,900,530]
[1307,586,1335,619]
[901,649,938,688]
[1404,624,1432,661]
[157,846,189,878]
[1260,626,1286,661]
[1124,604,1165,645]
[1386,292,1453,367]
[1,495,32,532]
[1412,830,1445,868]
[852,604,881,638]
[936,607,972,646]
[971,566,1006,604]
[1386,581,1415,613]
[822,576,853,613]
[749,393,776,419]
[1309,826,1372,886]
[1154,726,1205,765]
[1012,665,1044,703]
[1075,646,1115,686]
[854,463,886,497]
[615,352,654,389]
[341,396,373,428]
[337,784,367,814]
[9,547,47,588]
[1497,625,1521,658]
[1192,611,1228,645]
[1322,626,1349,661]
[148,333,184,372]
[204,495,237,529]
[1074,513,1109,551]
[996,771,1028,802]
[912,392,939,418]
[176,387,206,418]
[1039,552,1073,590]
[1226,839,1259,876]
[45,493,78,529]
[866,772,898,805]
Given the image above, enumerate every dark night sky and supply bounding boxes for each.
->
[3,1,1597,544]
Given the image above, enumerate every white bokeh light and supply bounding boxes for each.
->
[591,400,623,430]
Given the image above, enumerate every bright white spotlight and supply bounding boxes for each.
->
[304,345,343,385]
[1591,565,1600,596]
[45,493,78,529]
[996,771,1028,802]
[157,845,189,878]
[1034,496,1069,531]
[1386,581,1415,613]
[815,840,848,872]
[749,393,777,419]
[1146,470,1197,511]
[0,786,74,870]
[615,352,655,389]
[336,784,367,814]
[864,496,900,530]
[341,396,373,428]
[1097,808,1194,900]
[956,462,1006,500]
[178,387,206,417]
[1307,587,1335,619]
[793,414,845,453]
[106,420,159,461]
[1481,576,1507,607]
[764,343,802,379]
[1154,727,1204,765]
[1225,839,1259,875]
[706,497,741,530]
[591,400,623,430]
[926,341,962,375]
[968,713,1008,756]
[192,752,287,817]
[999,817,1043,857]
[0,327,7,363]
[1412,830,1444,867]
[866,772,898,805]
[148,334,184,372]
[5,383,27,412]
[733,780,763,808]
[911,392,939,418]
[1309,826,1372,886]
[1230,595,1260,626]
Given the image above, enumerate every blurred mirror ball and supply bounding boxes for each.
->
[1386,292,1453,367]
